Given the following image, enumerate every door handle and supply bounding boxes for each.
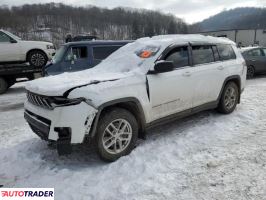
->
[217,66,224,70]
[182,71,191,77]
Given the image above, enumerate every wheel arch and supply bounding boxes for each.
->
[89,97,147,139]
[218,75,241,104]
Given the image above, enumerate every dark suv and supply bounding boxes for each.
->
[44,40,132,76]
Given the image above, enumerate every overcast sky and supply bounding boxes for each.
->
[1,0,266,24]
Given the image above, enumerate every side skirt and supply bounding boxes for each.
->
[146,101,218,130]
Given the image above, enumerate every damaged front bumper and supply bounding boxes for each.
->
[24,100,97,155]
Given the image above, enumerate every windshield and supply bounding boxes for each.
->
[52,45,67,64]
[93,40,162,74]
[3,30,21,40]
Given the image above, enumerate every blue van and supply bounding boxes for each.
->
[44,40,132,76]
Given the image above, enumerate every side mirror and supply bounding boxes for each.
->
[153,61,174,73]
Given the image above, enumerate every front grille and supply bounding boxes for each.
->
[27,91,53,110]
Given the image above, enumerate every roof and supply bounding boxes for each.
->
[64,34,234,47]
[140,34,235,45]
[64,40,133,46]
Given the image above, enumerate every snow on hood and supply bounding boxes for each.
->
[26,71,131,96]
[26,34,234,96]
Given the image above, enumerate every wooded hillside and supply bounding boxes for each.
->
[190,7,266,32]
[0,3,188,46]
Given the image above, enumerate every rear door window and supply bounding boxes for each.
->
[192,45,215,65]
[93,45,121,60]
[247,49,263,57]
[164,46,189,68]
[217,44,236,60]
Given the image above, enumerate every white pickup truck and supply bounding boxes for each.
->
[0,29,55,67]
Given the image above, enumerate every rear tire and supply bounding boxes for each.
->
[0,77,8,94]
[217,82,239,114]
[27,50,48,67]
[247,65,255,79]
[95,108,138,162]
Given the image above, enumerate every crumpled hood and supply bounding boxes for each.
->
[25,71,130,96]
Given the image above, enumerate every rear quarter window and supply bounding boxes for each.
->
[217,44,236,60]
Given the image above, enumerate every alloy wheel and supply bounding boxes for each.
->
[31,53,46,67]
[247,66,254,78]
[224,86,237,110]
[102,119,133,154]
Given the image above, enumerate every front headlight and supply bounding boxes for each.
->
[47,44,55,50]
[49,97,85,108]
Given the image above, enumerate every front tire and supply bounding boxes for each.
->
[27,50,48,67]
[95,108,138,162]
[217,82,239,114]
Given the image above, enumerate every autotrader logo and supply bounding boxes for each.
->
[0,188,54,199]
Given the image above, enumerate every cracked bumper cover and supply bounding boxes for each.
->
[24,100,97,144]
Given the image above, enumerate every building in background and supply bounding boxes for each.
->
[200,29,266,47]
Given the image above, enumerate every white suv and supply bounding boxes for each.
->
[24,35,246,161]
[0,30,55,67]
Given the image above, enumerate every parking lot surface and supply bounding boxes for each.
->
[0,79,266,200]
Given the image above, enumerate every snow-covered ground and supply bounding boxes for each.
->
[0,79,266,200]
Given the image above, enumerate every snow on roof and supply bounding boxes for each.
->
[142,34,235,45]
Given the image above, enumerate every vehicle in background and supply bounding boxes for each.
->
[0,63,42,94]
[241,46,266,78]
[44,40,132,76]
[24,35,246,162]
[0,30,56,68]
